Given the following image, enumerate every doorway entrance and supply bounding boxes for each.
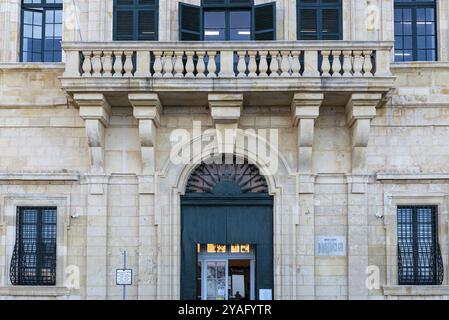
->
[180,158,274,300]
[197,244,255,300]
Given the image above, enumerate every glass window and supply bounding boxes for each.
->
[394,0,437,62]
[204,11,226,40]
[203,10,251,41]
[21,0,62,62]
[397,206,443,285]
[10,207,57,286]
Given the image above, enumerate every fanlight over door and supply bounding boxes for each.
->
[185,159,269,195]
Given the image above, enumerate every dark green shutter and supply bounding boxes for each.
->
[253,2,276,40]
[114,0,158,41]
[115,10,134,40]
[299,9,317,40]
[297,0,342,40]
[138,9,157,40]
[179,2,202,40]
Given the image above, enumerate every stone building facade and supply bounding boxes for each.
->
[0,0,449,300]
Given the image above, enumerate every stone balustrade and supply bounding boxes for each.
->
[63,41,393,79]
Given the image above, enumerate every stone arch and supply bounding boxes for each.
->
[155,131,297,299]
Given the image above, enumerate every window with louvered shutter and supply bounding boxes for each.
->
[254,2,276,40]
[297,0,342,40]
[179,3,202,40]
[180,0,273,41]
[202,0,253,6]
[114,0,158,41]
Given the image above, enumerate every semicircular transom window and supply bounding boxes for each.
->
[186,158,269,195]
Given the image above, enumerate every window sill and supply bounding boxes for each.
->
[391,61,449,69]
[383,285,449,296]
[0,62,65,70]
[0,286,70,297]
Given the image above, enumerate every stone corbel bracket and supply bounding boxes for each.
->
[291,93,323,194]
[208,93,243,156]
[74,93,111,176]
[128,93,162,194]
[346,93,382,176]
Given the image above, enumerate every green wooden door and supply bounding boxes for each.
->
[181,195,273,300]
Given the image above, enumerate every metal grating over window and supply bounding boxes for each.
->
[10,207,57,286]
[397,206,443,285]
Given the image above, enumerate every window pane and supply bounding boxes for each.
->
[21,3,62,62]
[394,2,436,62]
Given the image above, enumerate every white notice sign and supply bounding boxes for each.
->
[116,269,133,285]
[316,236,346,257]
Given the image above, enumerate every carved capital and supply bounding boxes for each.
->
[345,93,381,128]
[345,93,382,173]
[208,93,243,124]
[129,93,162,175]
[75,93,111,126]
[74,93,111,174]
[291,93,323,174]
[129,93,162,126]
[291,92,323,126]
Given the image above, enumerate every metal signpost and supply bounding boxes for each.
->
[116,250,133,300]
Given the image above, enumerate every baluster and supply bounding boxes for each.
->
[258,50,268,77]
[123,51,133,77]
[207,52,217,78]
[185,51,195,77]
[163,51,174,78]
[362,50,373,76]
[290,50,301,77]
[153,51,163,77]
[113,50,123,77]
[237,51,247,77]
[196,51,206,78]
[331,50,342,77]
[342,50,352,77]
[91,51,102,77]
[352,50,364,77]
[247,51,257,77]
[268,51,279,77]
[102,51,113,77]
[321,50,331,77]
[280,51,291,77]
[174,51,184,78]
[82,51,92,77]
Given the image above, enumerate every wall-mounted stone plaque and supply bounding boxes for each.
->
[316,236,346,257]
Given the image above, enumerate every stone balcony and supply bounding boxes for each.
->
[60,41,395,107]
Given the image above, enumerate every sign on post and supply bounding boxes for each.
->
[116,269,133,286]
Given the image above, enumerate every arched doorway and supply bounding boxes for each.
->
[180,156,274,300]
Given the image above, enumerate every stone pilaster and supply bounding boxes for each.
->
[128,93,161,299]
[345,93,381,299]
[291,93,323,299]
[74,93,111,299]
